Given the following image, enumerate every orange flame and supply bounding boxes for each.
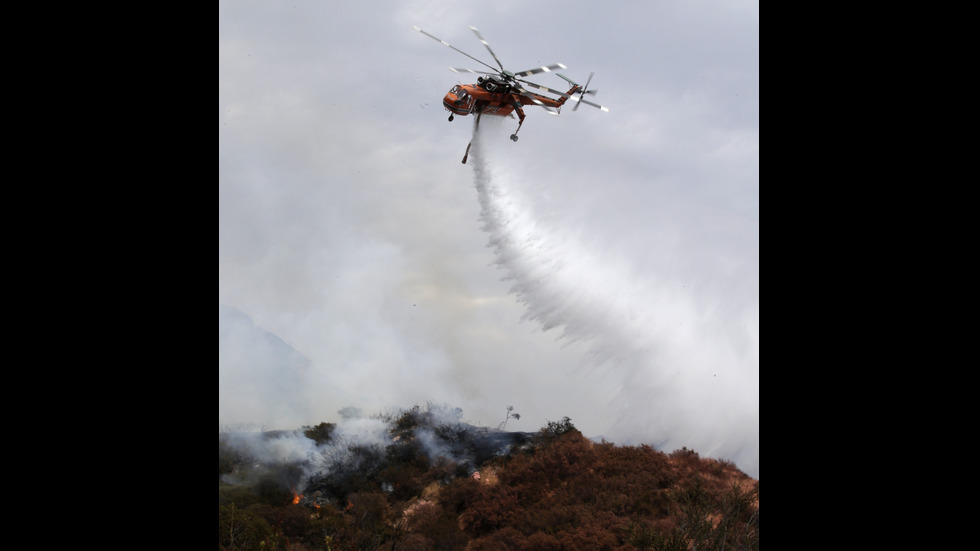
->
[291,487,321,509]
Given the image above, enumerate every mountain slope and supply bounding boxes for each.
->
[219,304,312,429]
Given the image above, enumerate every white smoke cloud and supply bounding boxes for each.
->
[222,429,318,466]
[220,403,515,498]
[219,305,314,429]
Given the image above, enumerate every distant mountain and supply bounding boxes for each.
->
[219,304,309,364]
[218,304,312,428]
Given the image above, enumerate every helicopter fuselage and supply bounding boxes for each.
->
[443,82,571,119]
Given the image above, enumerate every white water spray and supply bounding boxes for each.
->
[467,125,759,477]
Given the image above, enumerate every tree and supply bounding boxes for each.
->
[496,405,521,430]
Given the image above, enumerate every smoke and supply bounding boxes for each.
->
[220,411,398,498]
[219,304,314,429]
[466,123,758,476]
[219,403,528,503]
[218,121,758,480]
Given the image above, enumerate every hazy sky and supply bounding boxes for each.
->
[219,0,759,477]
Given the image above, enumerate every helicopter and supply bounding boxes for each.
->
[413,25,609,163]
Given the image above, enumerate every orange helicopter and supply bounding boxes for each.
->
[413,25,609,163]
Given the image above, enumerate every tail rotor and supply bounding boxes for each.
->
[557,72,609,112]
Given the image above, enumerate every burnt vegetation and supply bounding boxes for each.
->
[219,404,758,550]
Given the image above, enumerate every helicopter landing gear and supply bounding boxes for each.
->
[448,114,454,121]
[511,102,526,143]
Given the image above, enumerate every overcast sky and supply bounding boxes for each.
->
[219,0,759,478]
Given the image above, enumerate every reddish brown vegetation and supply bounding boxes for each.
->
[219,425,758,550]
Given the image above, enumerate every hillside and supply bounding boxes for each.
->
[219,405,759,550]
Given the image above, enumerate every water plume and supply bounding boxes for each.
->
[466,123,758,477]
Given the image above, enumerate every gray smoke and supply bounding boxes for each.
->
[219,304,314,429]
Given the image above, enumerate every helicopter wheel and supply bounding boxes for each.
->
[449,114,454,121]
[510,134,519,142]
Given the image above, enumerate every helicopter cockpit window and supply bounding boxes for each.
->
[451,85,461,95]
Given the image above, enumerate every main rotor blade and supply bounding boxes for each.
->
[468,26,506,73]
[449,67,495,76]
[413,26,500,74]
[556,73,579,86]
[514,63,567,78]
[516,79,574,99]
[514,86,545,106]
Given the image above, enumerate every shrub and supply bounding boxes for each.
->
[273,504,312,539]
[526,531,563,551]
[303,422,336,445]
[458,486,521,536]
[398,533,434,551]
[218,503,273,551]
[555,522,620,551]
[402,499,441,533]
[467,527,527,551]
[627,519,659,550]
[437,477,481,514]
[669,447,701,470]
[539,416,578,441]
[347,492,395,549]
[219,482,262,509]
[219,436,244,477]
[253,472,296,507]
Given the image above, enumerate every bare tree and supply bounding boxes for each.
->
[497,406,521,430]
